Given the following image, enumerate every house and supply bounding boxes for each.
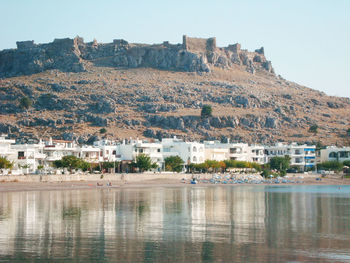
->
[264,143,316,171]
[318,146,350,163]
[11,142,46,174]
[117,139,163,170]
[162,137,205,165]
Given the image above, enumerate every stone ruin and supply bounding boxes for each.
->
[182,35,216,53]
[0,35,274,78]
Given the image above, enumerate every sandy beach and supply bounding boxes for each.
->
[0,173,349,192]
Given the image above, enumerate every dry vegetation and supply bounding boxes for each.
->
[1,63,350,145]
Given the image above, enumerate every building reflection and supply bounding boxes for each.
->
[0,186,350,262]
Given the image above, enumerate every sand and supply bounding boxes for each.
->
[0,173,349,193]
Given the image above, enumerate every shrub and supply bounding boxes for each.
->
[309,124,318,134]
[201,105,212,118]
[99,128,107,134]
[19,96,32,110]
[0,157,13,169]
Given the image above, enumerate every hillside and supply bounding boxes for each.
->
[0,36,349,145]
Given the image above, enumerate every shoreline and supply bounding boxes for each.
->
[0,173,349,193]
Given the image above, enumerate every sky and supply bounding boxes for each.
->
[1,0,349,97]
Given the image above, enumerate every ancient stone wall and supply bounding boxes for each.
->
[0,35,274,77]
[16,40,36,49]
[227,43,241,53]
[183,35,216,53]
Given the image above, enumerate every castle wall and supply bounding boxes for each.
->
[16,41,36,49]
[183,35,216,53]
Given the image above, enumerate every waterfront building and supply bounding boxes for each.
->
[0,135,16,163]
[162,137,205,165]
[318,146,350,163]
[11,143,46,174]
[117,139,163,169]
[264,143,316,171]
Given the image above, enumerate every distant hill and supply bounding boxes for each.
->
[0,36,349,145]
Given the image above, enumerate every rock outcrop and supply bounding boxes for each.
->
[0,35,274,77]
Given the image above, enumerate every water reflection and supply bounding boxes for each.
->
[0,186,350,262]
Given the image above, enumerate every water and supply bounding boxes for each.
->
[0,185,350,262]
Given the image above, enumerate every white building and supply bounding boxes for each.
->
[93,139,120,162]
[117,139,163,169]
[11,143,46,174]
[203,141,229,162]
[162,137,205,164]
[43,139,77,166]
[0,135,16,162]
[249,145,265,164]
[203,141,264,164]
[264,143,316,171]
[318,146,350,163]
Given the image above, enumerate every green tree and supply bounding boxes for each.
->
[133,154,158,172]
[0,157,14,169]
[201,105,212,118]
[100,161,119,172]
[309,124,318,134]
[99,128,107,134]
[318,161,343,171]
[19,97,32,110]
[343,160,350,167]
[165,156,184,172]
[53,155,89,172]
[269,156,291,176]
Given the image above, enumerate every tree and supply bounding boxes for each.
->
[99,128,107,134]
[0,157,13,169]
[165,156,184,172]
[201,105,212,118]
[318,161,343,172]
[343,160,350,167]
[309,124,318,134]
[53,155,89,172]
[19,97,32,110]
[133,154,158,172]
[100,161,119,172]
[269,156,290,176]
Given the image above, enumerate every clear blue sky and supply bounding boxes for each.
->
[1,0,349,97]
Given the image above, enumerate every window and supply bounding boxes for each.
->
[112,150,116,155]
[193,156,197,162]
[199,157,203,162]
[18,151,25,159]
[329,152,337,158]
[199,147,203,152]
[157,148,161,153]
[193,146,197,152]
[339,151,349,158]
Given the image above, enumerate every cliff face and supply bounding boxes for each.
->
[0,36,273,78]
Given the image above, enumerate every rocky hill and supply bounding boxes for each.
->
[0,36,349,145]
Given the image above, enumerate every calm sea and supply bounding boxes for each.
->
[0,185,350,263]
